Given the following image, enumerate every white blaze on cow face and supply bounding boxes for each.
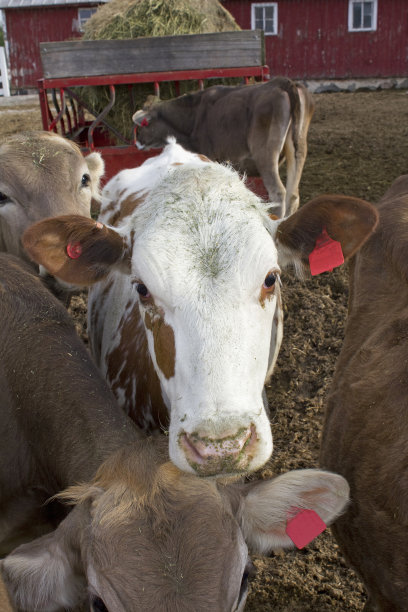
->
[110,156,280,475]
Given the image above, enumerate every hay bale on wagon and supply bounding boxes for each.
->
[80,0,240,141]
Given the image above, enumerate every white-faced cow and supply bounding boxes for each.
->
[320,175,408,612]
[0,254,350,612]
[0,130,104,296]
[23,140,378,478]
[133,77,315,217]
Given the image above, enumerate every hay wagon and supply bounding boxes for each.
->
[37,30,270,196]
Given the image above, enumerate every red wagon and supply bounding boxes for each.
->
[37,30,270,197]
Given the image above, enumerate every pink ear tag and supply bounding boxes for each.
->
[286,509,326,549]
[140,117,149,127]
[309,227,344,276]
[66,242,82,259]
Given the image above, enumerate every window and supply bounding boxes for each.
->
[251,3,278,36]
[78,7,98,32]
[348,0,377,32]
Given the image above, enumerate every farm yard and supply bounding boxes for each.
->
[1,87,408,611]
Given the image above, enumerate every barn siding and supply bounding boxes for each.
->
[5,6,93,89]
[223,0,408,79]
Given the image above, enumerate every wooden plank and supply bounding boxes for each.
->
[40,30,265,79]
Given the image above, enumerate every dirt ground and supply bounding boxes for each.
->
[1,88,408,611]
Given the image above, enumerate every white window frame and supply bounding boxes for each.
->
[78,7,98,33]
[251,3,278,36]
[348,0,378,32]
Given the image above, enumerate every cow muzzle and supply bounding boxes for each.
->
[178,424,259,476]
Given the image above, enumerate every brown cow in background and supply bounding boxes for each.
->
[0,131,104,297]
[320,175,408,611]
[133,77,314,218]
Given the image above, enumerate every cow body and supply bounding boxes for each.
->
[23,140,378,478]
[320,175,408,611]
[0,131,104,296]
[0,254,350,612]
[133,77,315,217]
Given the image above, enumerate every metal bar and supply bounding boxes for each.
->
[39,66,269,89]
[65,86,131,145]
[49,88,66,133]
[87,84,116,150]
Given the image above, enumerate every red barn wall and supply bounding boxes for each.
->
[5,6,90,89]
[223,0,408,79]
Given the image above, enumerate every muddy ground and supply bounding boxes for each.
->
[1,88,408,611]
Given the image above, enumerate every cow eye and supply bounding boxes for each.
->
[81,173,91,188]
[263,272,276,289]
[136,283,150,299]
[91,596,109,612]
[0,192,8,204]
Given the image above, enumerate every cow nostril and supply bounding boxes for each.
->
[180,424,257,466]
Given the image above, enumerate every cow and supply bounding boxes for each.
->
[0,130,104,297]
[132,77,315,218]
[0,253,350,612]
[320,175,408,611]
[22,140,378,478]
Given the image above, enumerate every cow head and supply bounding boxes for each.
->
[1,440,349,611]
[22,142,378,477]
[0,131,104,262]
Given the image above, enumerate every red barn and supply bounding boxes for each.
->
[223,0,408,79]
[1,0,407,90]
[0,0,106,90]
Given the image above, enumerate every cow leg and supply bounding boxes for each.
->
[248,100,291,218]
[284,88,313,217]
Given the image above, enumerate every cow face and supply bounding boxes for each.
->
[0,131,104,261]
[133,105,173,151]
[22,142,378,477]
[1,447,349,612]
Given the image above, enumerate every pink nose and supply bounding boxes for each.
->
[179,424,257,475]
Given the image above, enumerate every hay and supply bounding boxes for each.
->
[78,0,240,142]
[83,0,240,40]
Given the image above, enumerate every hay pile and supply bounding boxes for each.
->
[80,0,240,141]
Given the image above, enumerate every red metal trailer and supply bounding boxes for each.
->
[37,30,270,197]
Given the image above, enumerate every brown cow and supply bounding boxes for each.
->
[320,175,408,611]
[133,77,314,217]
[0,254,350,612]
[0,131,104,296]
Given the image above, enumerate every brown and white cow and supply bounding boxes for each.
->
[0,130,104,294]
[133,77,315,217]
[0,253,350,612]
[23,140,378,478]
[320,175,408,611]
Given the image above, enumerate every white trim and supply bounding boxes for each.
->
[348,0,378,32]
[251,3,278,36]
[0,46,10,97]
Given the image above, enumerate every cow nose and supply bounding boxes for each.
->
[179,424,258,476]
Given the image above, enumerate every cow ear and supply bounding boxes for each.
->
[233,469,349,555]
[23,214,129,285]
[1,507,87,611]
[272,195,379,274]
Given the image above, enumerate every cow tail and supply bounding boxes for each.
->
[274,77,302,157]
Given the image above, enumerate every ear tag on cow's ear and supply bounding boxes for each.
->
[286,509,326,549]
[66,242,82,259]
[140,118,149,127]
[309,227,344,276]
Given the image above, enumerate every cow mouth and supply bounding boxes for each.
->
[179,424,258,476]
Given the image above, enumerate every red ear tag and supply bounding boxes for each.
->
[309,227,344,276]
[140,118,149,127]
[66,242,82,259]
[286,509,326,549]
